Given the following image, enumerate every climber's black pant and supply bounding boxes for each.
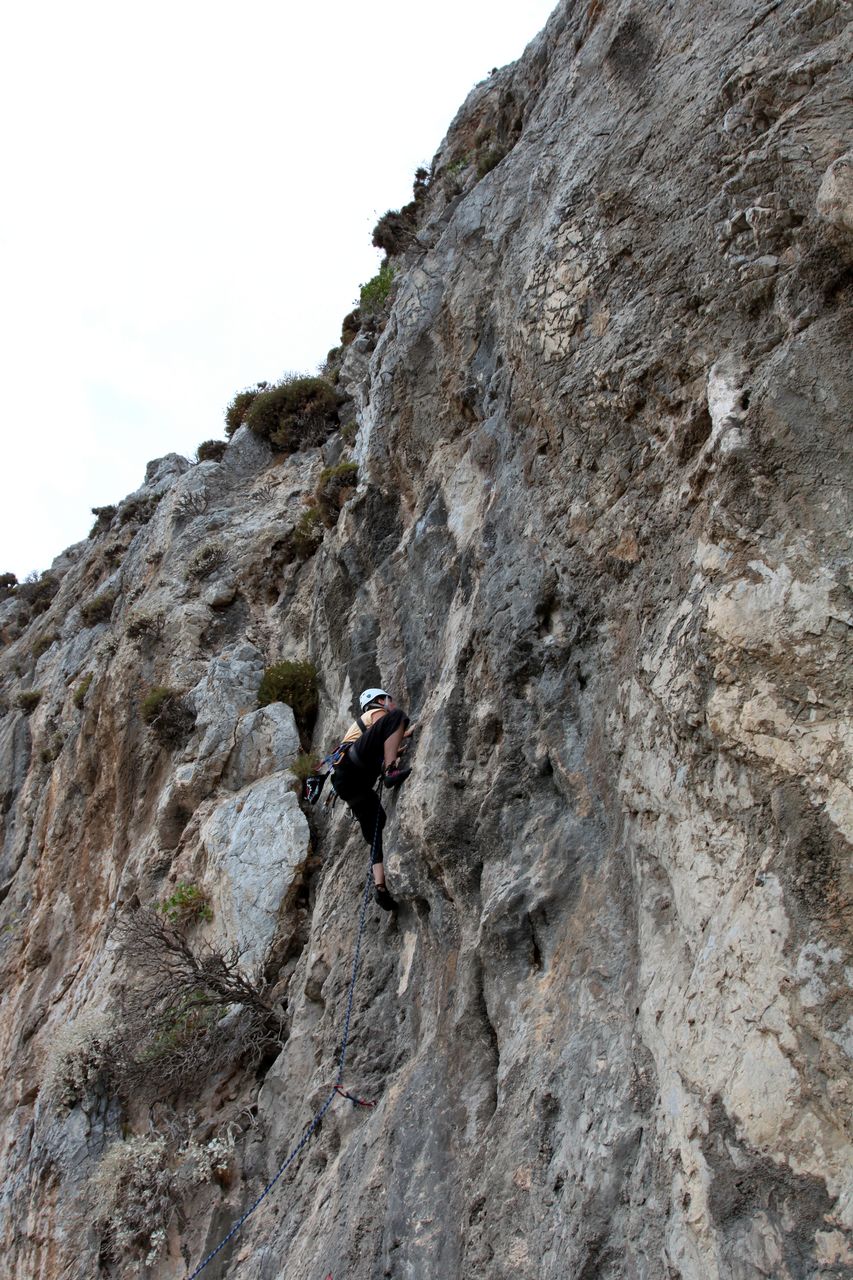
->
[331,774,386,864]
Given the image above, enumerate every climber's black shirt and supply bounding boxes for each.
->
[334,708,409,787]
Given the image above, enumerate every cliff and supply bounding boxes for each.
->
[1,1,851,1277]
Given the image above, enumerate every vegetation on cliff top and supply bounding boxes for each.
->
[241,375,341,453]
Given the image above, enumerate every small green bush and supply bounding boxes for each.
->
[246,375,341,453]
[291,504,325,559]
[341,309,361,345]
[32,632,59,660]
[159,883,212,927]
[41,732,63,764]
[43,1010,118,1113]
[258,660,318,729]
[445,155,469,177]
[73,673,93,709]
[359,263,395,318]
[321,346,344,384]
[187,540,227,579]
[291,751,319,784]
[89,505,117,538]
[102,540,126,570]
[140,687,196,747]
[17,572,59,617]
[0,572,17,601]
[225,382,269,437]
[141,687,173,723]
[17,690,42,715]
[80,590,117,627]
[140,995,223,1063]
[372,204,418,256]
[118,493,161,528]
[316,462,358,526]
[477,144,508,178]
[196,439,228,463]
[340,419,357,445]
[125,609,165,643]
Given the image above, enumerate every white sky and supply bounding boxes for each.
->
[0,0,556,579]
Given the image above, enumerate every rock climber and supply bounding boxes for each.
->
[331,688,412,911]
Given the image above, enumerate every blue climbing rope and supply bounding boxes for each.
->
[186,786,384,1279]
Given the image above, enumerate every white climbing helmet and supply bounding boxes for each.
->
[359,687,390,710]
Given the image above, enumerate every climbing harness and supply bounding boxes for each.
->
[302,718,364,805]
[186,793,385,1279]
[303,710,386,804]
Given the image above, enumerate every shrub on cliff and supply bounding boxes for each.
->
[341,308,361,345]
[158,882,212,928]
[0,572,17,601]
[315,462,358,526]
[80,589,117,627]
[476,143,508,177]
[245,375,341,453]
[257,659,318,727]
[89,1134,172,1267]
[371,168,429,256]
[125,608,165,645]
[16,571,59,617]
[224,381,269,437]
[359,263,395,318]
[187,539,227,579]
[41,732,63,765]
[73,673,93,709]
[117,492,162,528]
[88,1124,238,1267]
[43,1010,118,1113]
[291,504,325,559]
[179,1127,237,1188]
[291,751,319,786]
[31,631,59,660]
[444,154,469,179]
[89,505,117,537]
[195,439,228,463]
[140,687,196,747]
[372,203,419,256]
[17,689,42,714]
[321,345,344,384]
[113,907,280,1100]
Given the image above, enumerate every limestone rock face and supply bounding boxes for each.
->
[0,2,851,1278]
[201,778,309,968]
[817,152,853,232]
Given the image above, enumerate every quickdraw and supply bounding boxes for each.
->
[302,715,372,804]
[334,1084,376,1109]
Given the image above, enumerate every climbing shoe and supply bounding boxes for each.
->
[374,885,396,911]
[382,765,411,789]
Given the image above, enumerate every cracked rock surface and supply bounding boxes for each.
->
[0,2,851,1277]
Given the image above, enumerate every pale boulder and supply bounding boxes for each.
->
[201,774,309,968]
